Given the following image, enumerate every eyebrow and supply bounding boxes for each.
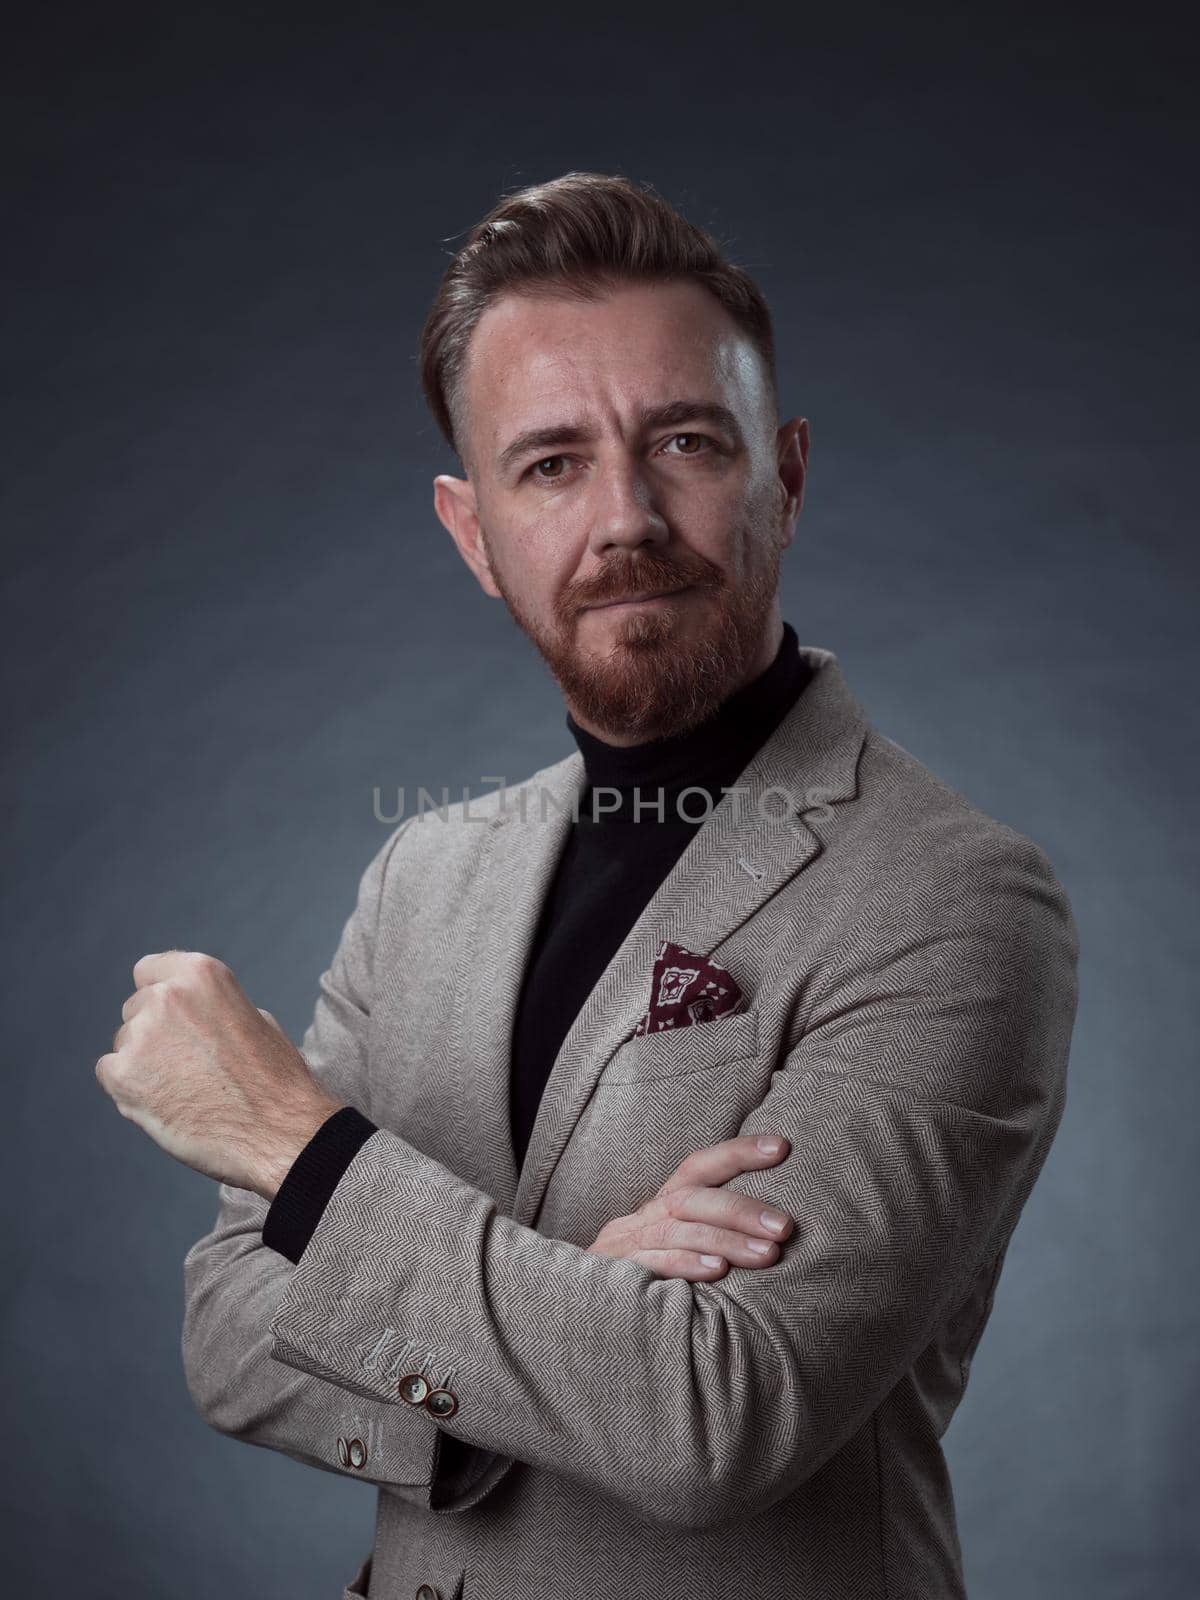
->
[494,398,745,478]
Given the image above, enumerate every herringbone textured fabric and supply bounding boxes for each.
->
[181,645,1079,1600]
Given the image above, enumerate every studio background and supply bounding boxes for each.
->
[3,4,1196,1596]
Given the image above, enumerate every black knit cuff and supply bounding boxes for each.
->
[262,1104,379,1264]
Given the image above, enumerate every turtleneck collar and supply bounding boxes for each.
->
[565,620,811,798]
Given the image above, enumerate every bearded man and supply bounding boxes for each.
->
[98,171,1078,1600]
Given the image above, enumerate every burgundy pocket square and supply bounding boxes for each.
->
[634,939,747,1035]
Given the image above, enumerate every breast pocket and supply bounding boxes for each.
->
[547,1010,770,1242]
[602,1008,761,1085]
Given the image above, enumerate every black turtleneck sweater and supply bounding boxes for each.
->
[262,621,813,1263]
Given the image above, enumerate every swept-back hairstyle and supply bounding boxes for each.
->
[417,171,777,472]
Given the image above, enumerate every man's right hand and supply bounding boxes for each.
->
[585,1135,794,1279]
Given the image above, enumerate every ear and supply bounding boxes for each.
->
[776,417,809,546]
[433,474,502,600]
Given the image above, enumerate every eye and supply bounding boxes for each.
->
[524,434,716,484]
[662,433,715,457]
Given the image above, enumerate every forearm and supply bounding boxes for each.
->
[177,819,463,1493]
[182,1177,445,1497]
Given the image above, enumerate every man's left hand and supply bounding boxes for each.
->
[95,950,346,1201]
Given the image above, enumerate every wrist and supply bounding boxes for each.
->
[256,1093,347,1202]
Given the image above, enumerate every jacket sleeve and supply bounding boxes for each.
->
[180,815,463,1500]
[265,823,1080,1529]
[261,1103,379,1266]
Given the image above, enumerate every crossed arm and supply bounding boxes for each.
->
[181,820,1078,1527]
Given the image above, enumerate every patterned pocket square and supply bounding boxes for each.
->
[634,939,747,1035]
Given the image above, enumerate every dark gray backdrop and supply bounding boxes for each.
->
[3,4,1196,1596]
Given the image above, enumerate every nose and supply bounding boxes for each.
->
[587,458,670,558]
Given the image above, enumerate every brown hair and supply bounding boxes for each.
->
[417,171,778,472]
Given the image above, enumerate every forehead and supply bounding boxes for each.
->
[462,279,767,454]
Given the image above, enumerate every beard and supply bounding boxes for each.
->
[482,484,787,743]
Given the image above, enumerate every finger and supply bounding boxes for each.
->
[132,950,230,990]
[662,1183,794,1244]
[642,1214,781,1267]
[131,950,186,988]
[121,988,152,1023]
[657,1133,791,1196]
[631,1250,728,1281]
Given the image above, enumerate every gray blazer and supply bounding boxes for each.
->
[182,644,1079,1600]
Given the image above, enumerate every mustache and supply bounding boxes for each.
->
[565,552,722,611]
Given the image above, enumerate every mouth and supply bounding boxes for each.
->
[586,586,692,612]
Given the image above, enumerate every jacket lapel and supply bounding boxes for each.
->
[459,646,869,1228]
[459,752,588,1214]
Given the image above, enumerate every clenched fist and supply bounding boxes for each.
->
[95,950,345,1199]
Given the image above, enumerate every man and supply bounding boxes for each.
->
[98,172,1079,1599]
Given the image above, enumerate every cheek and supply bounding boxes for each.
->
[681,480,757,559]
[486,533,570,624]
[511,514,587,591]
[727,491,783,577]
[691,522,753,587]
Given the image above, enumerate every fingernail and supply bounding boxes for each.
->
[757,1138,783,1154]
[761,1211,787,1233]
[700,1254,723,1267]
